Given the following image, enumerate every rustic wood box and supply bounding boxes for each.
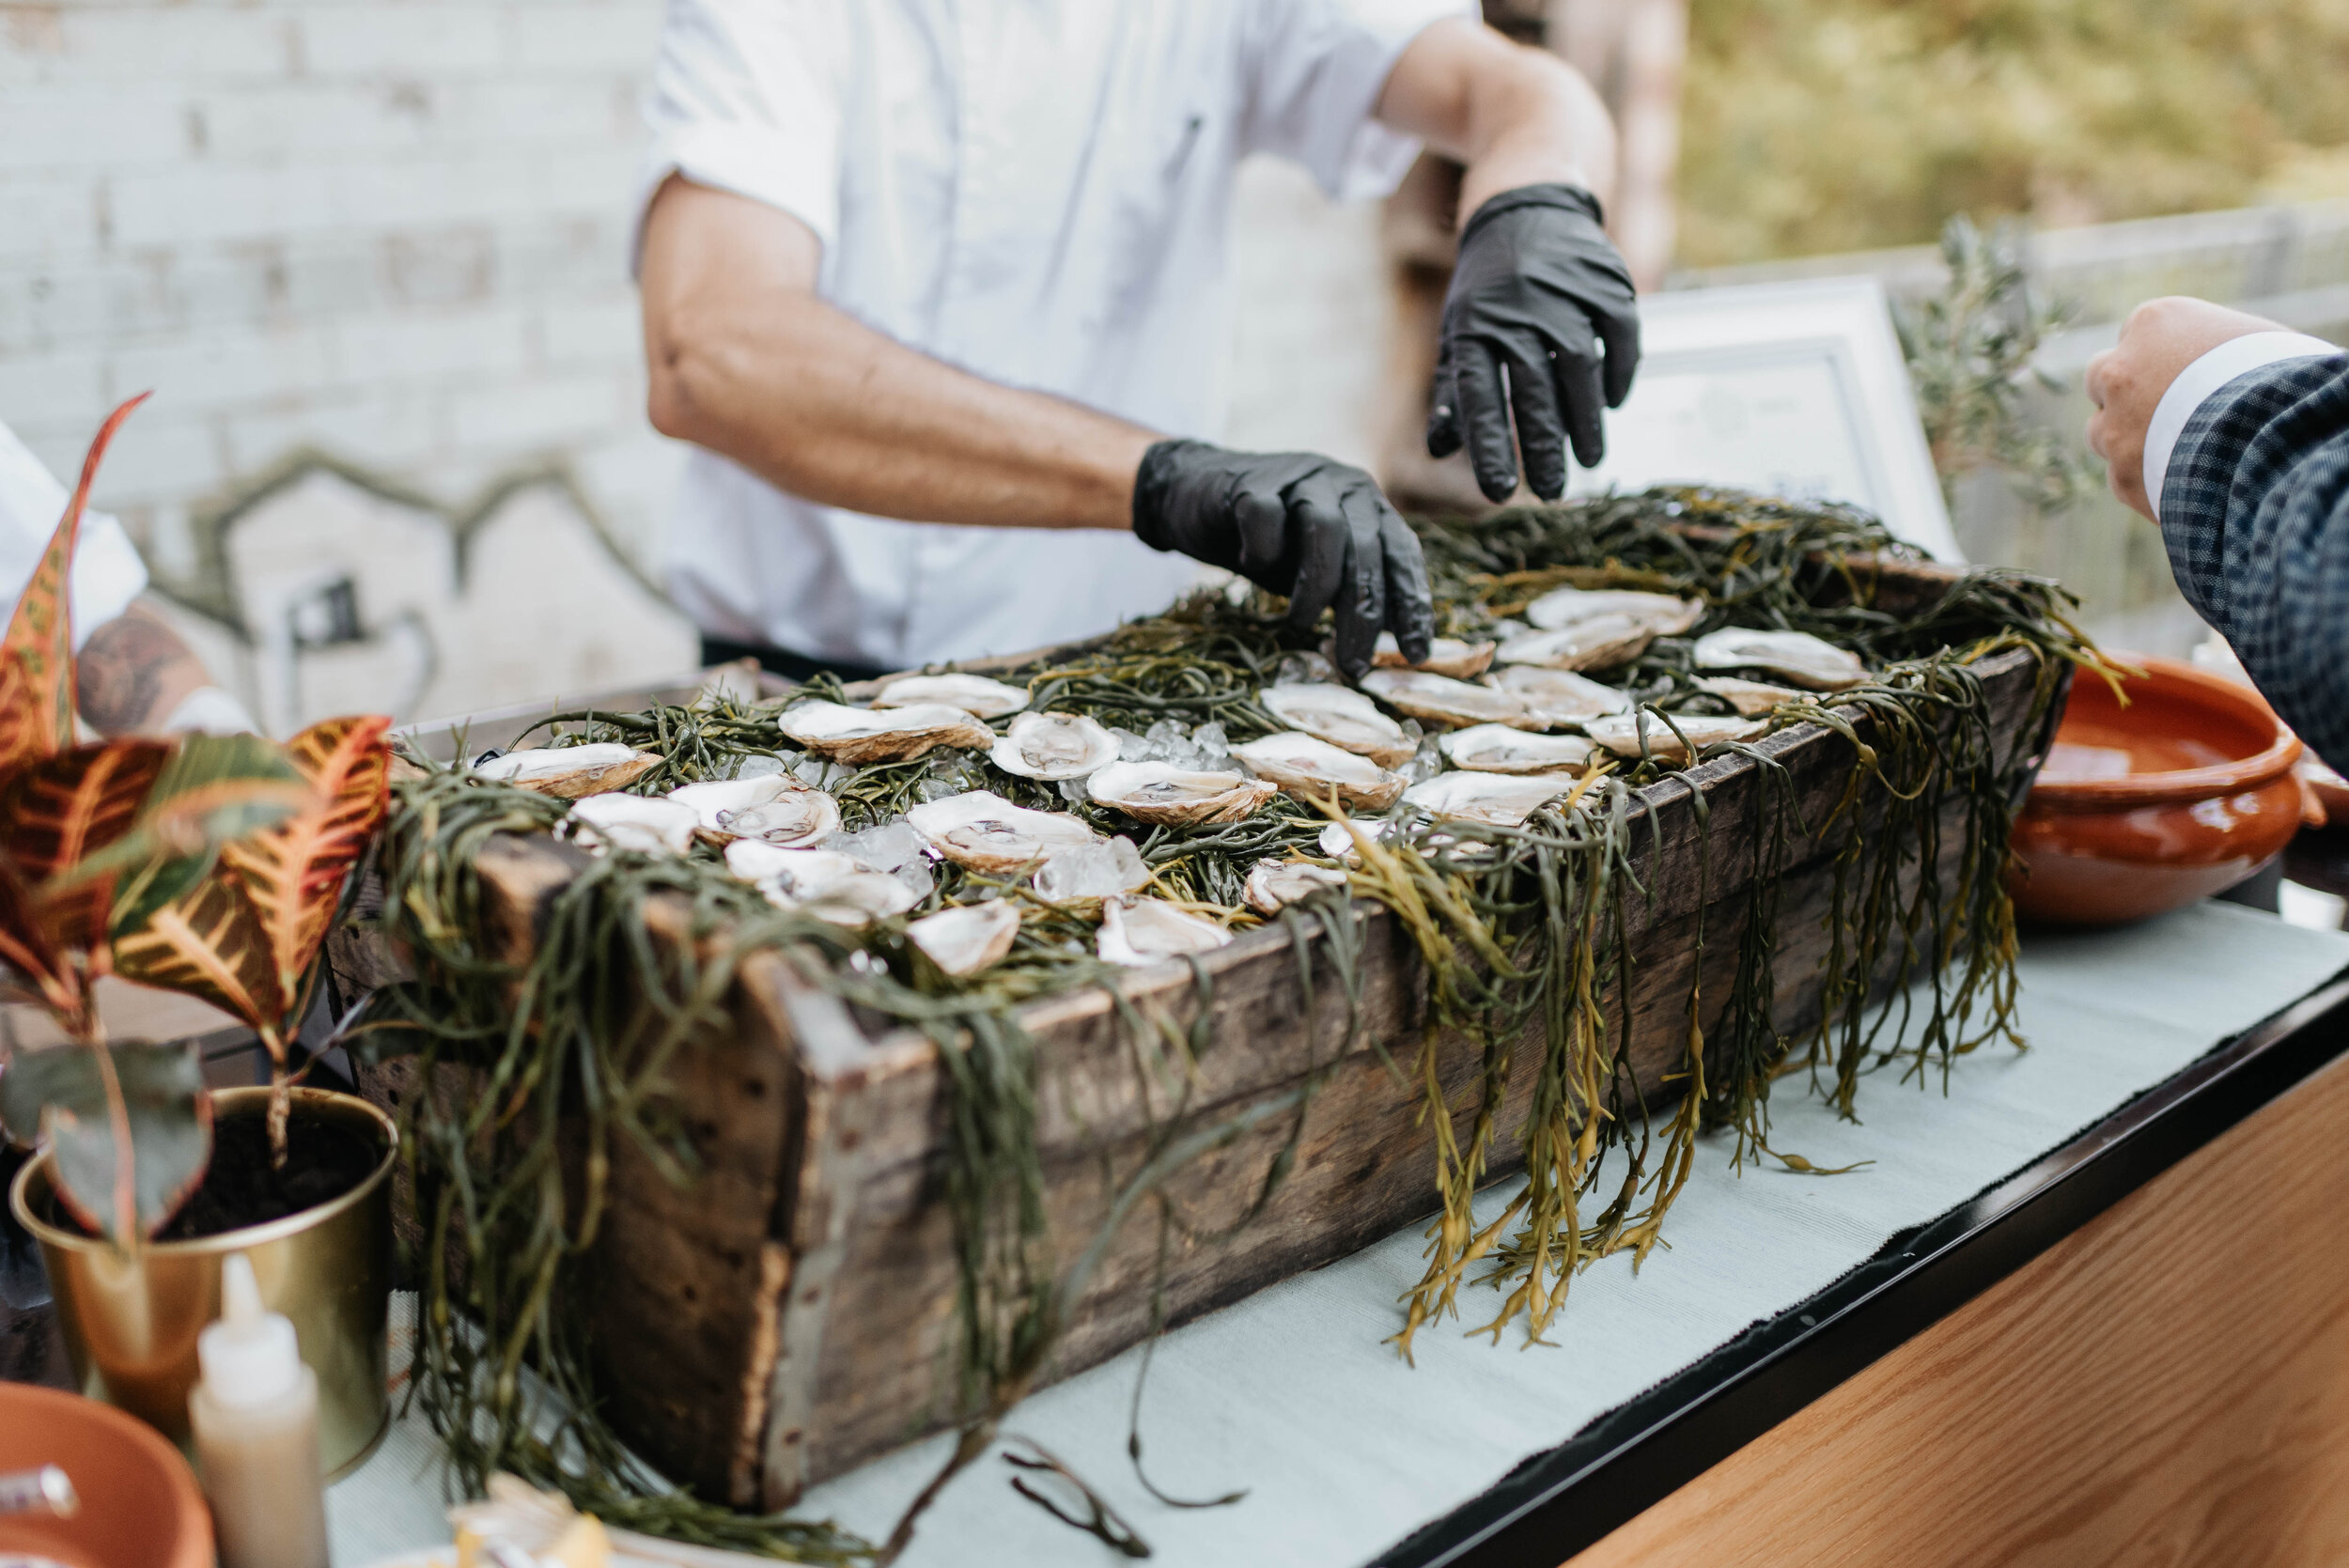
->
[345,561,2059,1512]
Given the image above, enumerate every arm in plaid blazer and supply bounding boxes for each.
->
[2162,352,2349,772]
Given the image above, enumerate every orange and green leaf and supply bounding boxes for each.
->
[0,393,151,777]
[0,848,79,1024]
[0,738,172,955]
[110,866,286,1048]
[223,714,391,1002]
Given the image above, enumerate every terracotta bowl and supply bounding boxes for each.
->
[0,1383,210,1568]
[2009,654,2302,926]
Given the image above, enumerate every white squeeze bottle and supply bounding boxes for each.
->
[189,1252,331,1568]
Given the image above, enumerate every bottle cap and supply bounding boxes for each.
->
[196,1253,303,1409]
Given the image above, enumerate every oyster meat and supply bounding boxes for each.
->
[778,700,993,765]
[1401,770,1578,828]
[1368,631,1497,680]
[1231,732,1407,811]
[873,672,1030,720]
[904,790,1099,874]
[1495,613,1657,673]
[668,774,841,847]
[723,840,925,924]
[1258,682,1416,767]
[908,899,1022,977]
[1359,668,1538,731]
[1491,665,1632,725]
[988,710,1121,781]
[1690,629,1867,691]
[474,743,660,800]
[567,793,698,856]
[1523,586,1703,635]
[1243,860,1348,915]
[1584,711,1768,763]
[1086,761,1277,825]
[1438,723,1596,775]
[1097,894,1232,968]
[1692,675,1806,717]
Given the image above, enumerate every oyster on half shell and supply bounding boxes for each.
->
[1259,682,1415,768]
[1359,668,1538,731]
[1401,770,1578,828]
[567,793,698,856]
[1693,675,1805,717]
[1584,711,1768,763]
[1087,761,1277,825]
[1523,586,1703,635]
[1368,631,1497,680]
[668,775,841,847]
[778,700,994,764]
[1491,665,1632,725]
[1438,724,1596,775]
[1243,860,1349,915]
[873,672,1030,720]
[1231,732,1407,811]
[988,710,1120,782]
[908,899,1022,977]
[1097,895,1232,968]
[474,743,660,800]
[1690,629,1867,691]
[723,840,926,924]
[1495,613,1657,673]
[904,790,1099,874]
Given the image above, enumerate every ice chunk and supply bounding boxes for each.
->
[1034,835,1151,900]
[1275,651,1339,686]
[820,820,926,873]
[1190,721,1233,770]
[733,753,787,781]
[894,857,937,902]
[1057,778,1090,804]
[1111,726,1153,762]
[1403,732,1447,784]
[787,753,856,789]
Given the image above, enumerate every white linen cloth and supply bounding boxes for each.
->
[0,417,147,649]
[332,901,2349,1567]
[2144,330,2340,514]
[635,0,1467,670]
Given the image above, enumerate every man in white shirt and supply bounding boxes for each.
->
[636,3,1640,682]
[0,419,250,737]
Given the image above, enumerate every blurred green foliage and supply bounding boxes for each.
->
[1681,0,2349,264]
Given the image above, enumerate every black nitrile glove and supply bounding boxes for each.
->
[1132,439,1434,680]
[1427,183,1641,502]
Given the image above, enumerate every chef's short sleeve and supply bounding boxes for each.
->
[633,0,849,266]
[1240,0,1475,200]
[0,420,147,652]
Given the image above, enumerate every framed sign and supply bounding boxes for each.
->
[1571,276,1961,561]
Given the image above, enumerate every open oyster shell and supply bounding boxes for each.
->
[1584,711,1769,763]
[1097,895,1233,968]
[567,793,698,856]
[1523,586,1703,635]
[1315,817,1395,863]
[1360,668,1539,731]
[1491,665,1633,725]
[778,700,994,764]
[1690,629,1867,691]
[1368,631,1497,680]
[1243,860,1349,915]
[908,899,1022,977]
[1231,732,1407,811]
[474,743,660,800]
[723,840,925,924]
[873,672,1030,720]
[988,710,1120,781]
[1086,761,1277,825]
[1438,723,1596,775]
[1495,613,1657,673]
[1259,682,1416,768]
[1401,770,1578,828]
[667,775,841,847]
[1693,675,1806,717]
[904,790,1099,874]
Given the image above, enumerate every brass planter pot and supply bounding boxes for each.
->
[8,1084,397,1479]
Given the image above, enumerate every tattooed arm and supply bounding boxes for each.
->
[74,599,212,737]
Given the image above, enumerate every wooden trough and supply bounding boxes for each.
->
[340,559,2061,1512]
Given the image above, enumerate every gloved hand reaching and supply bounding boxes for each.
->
[1427,183,1641,502]
[1131,439,1435,681]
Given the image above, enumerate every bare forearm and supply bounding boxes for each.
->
[1378,18,1618,221]
[76,599,207,737]
[642,179,1154,530]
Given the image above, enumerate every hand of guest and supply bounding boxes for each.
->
[2086,297,2289,521]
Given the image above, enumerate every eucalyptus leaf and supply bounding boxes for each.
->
[0,1040,210,1245]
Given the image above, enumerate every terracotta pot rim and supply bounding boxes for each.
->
[2026,653,2300,810]
[8,1083,397,1256]
[0,1381,210,1568]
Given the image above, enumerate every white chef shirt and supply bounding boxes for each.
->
[0,418,147,651]
[2142,330,2341,517]
[637,0,1468,670]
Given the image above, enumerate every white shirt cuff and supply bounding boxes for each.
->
[2144,331,2340,515]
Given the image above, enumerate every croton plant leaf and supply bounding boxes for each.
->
[0,1039,210,1246]
[109,861,288,1048]
[0,850,75,1021]
[223,714,392,1006]
[0,738,172,956]
[0,393,150,778]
